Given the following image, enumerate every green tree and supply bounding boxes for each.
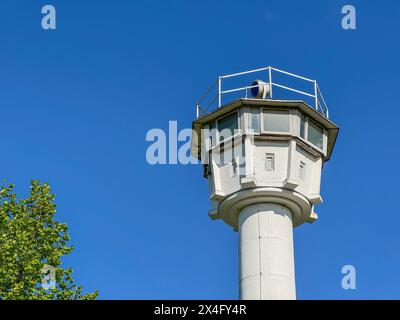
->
[0,180,98,300]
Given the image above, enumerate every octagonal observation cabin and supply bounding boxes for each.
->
[190,67,339,230]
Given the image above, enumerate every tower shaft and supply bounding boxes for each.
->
[239,203,296,300]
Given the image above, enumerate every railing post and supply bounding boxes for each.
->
[218,76,222,108]
[314,81,318,111]
[268,66,273,99]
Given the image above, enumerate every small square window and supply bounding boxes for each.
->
[265,153,275,171]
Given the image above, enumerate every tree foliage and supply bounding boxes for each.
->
[0,180,98,300]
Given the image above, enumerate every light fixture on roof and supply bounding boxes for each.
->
[250,80,270,99]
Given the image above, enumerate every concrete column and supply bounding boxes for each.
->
[238,203,296,300]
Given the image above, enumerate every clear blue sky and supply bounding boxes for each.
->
[1,0,399,299]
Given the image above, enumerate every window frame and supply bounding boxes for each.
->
[306,118,324,151]
[265,153,275,171]
[261,108,291,134]
[216,110,240,144]
[249,108,261,134]
[297,112,325,152]
[206,121,217,149]
[300,113,306,139]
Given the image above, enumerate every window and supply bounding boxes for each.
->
[263,109,290,133]
[250,109,260,134]
[209,121,216,147]
[307,120,323,150]
[300,113,306,139]
[299,161,306,180]
[218,112,238,142]
[265,153,275,171]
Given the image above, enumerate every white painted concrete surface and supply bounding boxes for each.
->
[239,203,296,300]
[191,99,339,300]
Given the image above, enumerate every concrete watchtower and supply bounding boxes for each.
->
[191,67,339,300]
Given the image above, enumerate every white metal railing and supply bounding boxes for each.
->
[196,66,329,119]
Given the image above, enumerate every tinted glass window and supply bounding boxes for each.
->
[209,121,216,147]
[218,113,238,141]
[250,110,260,133]
[263,110,290,132]
[300,114,306,138]
[308,120,323,149]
